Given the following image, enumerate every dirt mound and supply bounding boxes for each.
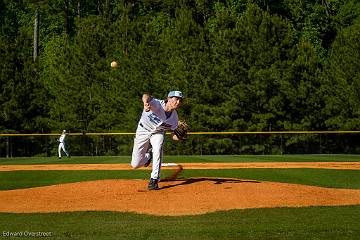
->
[0,178,359,216]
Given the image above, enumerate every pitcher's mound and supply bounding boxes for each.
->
[0,178,359,216]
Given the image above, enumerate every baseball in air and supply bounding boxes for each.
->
[111,61,118,68]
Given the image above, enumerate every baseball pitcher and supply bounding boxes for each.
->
[131,91,185,190]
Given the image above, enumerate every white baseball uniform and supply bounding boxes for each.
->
[131,97,179,180]
[58,132,69,158]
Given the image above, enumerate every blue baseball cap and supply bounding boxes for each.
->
[168,91,184,99]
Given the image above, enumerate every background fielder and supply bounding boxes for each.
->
[58,130,70,159]
[131,91,184,190]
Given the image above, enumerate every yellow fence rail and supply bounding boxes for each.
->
[1,130,360,137]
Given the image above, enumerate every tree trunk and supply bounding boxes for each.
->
[322,0,330,15]
[77,0,81,17]
[64,0,70,36]
[33,7,39,62]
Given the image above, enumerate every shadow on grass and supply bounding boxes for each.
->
[159,177,260,190]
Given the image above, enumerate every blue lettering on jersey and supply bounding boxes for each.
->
[148,113,161,125]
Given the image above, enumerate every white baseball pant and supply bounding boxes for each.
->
[131,131,164,180]
[58,142,69,158]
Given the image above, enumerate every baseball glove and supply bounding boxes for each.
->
[173,120,189,140]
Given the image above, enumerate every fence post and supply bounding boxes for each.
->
[6,137,12,158]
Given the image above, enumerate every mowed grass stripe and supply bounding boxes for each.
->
[0,154,359,165]
[0,168,359,190]
[0,206,359,240]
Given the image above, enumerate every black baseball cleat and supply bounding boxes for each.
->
[147,178,159,190]
[144,149,153,167]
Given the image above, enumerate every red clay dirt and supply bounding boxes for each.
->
[0,162,359,216]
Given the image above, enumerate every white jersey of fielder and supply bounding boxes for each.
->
[137,98,178,133]
[59,133,66,143]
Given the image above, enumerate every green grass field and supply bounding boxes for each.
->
[0,206,359,240]
[0,154,359,240]
[0,154,359,165]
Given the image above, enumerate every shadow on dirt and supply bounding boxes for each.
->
[159,177,260,190]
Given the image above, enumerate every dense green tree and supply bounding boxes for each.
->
[1,0,360,156]
[0,1,46,132]
[321,19,360,129]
